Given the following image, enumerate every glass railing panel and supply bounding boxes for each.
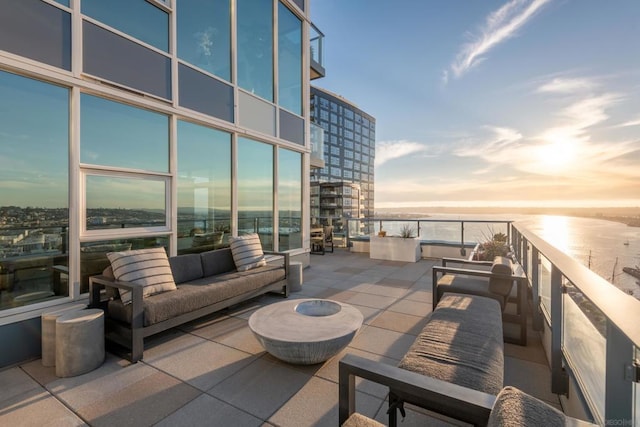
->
[310,122,324,161]
[417,221,461,243]
[310,23,324,68]
[526,241,534,278]
[539,253,552,317]
[563,283,606,422]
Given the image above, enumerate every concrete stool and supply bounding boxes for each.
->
[55,309,105,377]
[288,261,303,292]
[41,305,85,367]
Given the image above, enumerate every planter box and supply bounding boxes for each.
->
[370,236,421,262]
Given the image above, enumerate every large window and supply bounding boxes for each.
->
[177,121,231,254]
[177,0,231,82]
[82,0,169,52]
[278,3,302,115]
[278,149,302,250]
[0,71,69,310]
[238,137,273,250]
[237,0,273,102]
[80,94,169,172]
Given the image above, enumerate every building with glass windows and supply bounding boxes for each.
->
[309,86,375,230]
[0,0,323,368]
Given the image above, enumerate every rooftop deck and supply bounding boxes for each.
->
[0,249,556,426]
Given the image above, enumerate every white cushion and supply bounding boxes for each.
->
[107,247,177,305]
[229,234,266,272]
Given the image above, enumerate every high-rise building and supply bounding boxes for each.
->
[0,0,324,368]
[309,86,375,230]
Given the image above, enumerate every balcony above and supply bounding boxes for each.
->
[310,122,325,168]
[310,23,325,80]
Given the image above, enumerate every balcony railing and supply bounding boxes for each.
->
[310,122,325,168]
[511,222,640,425]
[310,23,325,79]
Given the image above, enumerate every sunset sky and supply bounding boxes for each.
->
[311,0,640,208]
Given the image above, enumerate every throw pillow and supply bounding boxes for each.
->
[106,247,177,305]
[229,234,267,272]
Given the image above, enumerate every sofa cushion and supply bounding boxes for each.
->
[489,256,513,296]
[201,248,236,277]
[229,234,266,272]
[488,386,566,427]
[399,293,504,395]
[107,264,285,326]
[169,254,203,284]
[107,247,177,305]
[436,274,507,310]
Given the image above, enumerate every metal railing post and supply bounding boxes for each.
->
[551,265,569,395]
[531,247,543,331]
[604,322,634,425]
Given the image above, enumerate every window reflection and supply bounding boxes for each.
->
[82,0,169,52]
[237,0,273,102]
[238,137,273,250]
[85,176,167,231]
[177,121,231,254]
[0,71,69,310]
[278,149,302,250]
[278,3,302,115]
[81,94,169,172]
[177,0,231,82]
[80,237,168,294]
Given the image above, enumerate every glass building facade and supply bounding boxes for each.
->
[310,86,375,224]
[0,0,318,367]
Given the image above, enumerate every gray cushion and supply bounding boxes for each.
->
[489,256,513,296]
[488,386,566,427]
[107,247,177,305]
[437,275,507,310]
[108,264,285,326]
[229,233,266,271]
[169,254,203,284]
[200,248,236,276]
[342,413,384,427]
[399,293,504,395]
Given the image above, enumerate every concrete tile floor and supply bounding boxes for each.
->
[0,249,558,426]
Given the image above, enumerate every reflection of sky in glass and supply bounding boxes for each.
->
[278,3,302,115]
[81,94,169,172]
[86,175,165,210]
[0,71,68,207]
[82,0,169,52]
[177,0,231,81]
[237,0,273,101]
[177,120,231,214]
[53,0,70,7]
[238,137,273,213]
[278,148,301,212]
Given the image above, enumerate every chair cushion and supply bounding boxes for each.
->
[488,386,566,427]
[229,234,266,272]
[437,274,507,310]
[342,413,384,427]
[399,293,504,395]
[169,254,203,284]
[107,247,177,304]
[489,256,513,296]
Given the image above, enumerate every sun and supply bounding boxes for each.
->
[536,134,578,174]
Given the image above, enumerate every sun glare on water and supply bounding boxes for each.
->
[539,215,571,253]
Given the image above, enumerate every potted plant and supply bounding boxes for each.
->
[370,224,421,262]
[377,225,386,237]
[473,230,509,261]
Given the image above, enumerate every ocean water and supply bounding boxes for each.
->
[384,213,640,297]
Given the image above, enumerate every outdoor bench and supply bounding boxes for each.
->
[89,247,289,363]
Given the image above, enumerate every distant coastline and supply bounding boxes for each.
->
[375,206,640,227]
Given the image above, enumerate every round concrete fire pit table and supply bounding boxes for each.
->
[248,299,364,365]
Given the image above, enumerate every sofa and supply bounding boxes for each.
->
[89,245,289,362]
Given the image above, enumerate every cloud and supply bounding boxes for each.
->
[375,140,428,167]
[451,0,552,78]
[617,117,640,128]
[537,77,597,94]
